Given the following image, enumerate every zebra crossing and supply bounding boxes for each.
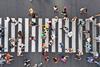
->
[0,17,99,53]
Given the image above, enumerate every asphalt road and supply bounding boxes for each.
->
[2,53,98,67]
[0,0,100,67]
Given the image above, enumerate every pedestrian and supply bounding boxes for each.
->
[4,52,14,64]
[59,43,64,50]
[33,64,38,67]
[44,56,49,62]
[9,38,16,48]
[80,7,87,15]
[28,8,38,18]
[60,55,68,63]
[86,36,91,43]
[85,42,92,53]
[49,39,53,46]
[29,36,36,41]
[61,7,68,17]
[67,31,73,37]
[74,49,83,60]
[53,5,58,13]
[94,35,100,42]
[0,44,3,51]
[68,48,73,53]
[0,28,4,38]
[38,62,43,67]
[29,20,38,27]
[24,59,31,67]
[52,57,59,63]
[18,31,23,39]
[51,33,55,40]
[60,25,69,33]
[17,43,24,56]
[88,16,95,22]
[86,56,94,63]
[48,20,52,27]
[41,32,46,40]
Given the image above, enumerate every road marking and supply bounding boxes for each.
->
[44,18,49,52]
[58,18,62,52]
[38,18,42,52]
[4,18,9,52]
[51,18,56,52]
[92,19,97,52]
[11,18,16,52]
[72,19,76,52]
[31,18,36,52]
[65,18,69,52]
[17,18,23,53]
[25,18,29,52]
[78,19,83,53]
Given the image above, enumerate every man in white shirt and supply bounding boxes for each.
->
[80,7,87,15]
[53,5,58,13]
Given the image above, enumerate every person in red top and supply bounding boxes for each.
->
[4,52,13,64]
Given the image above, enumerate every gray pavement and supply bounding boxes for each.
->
[2,53,98,67]
[0,0,100,67]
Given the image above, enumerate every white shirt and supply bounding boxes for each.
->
[80,8,85,12]
[96,36,100,42]
[53,7,58,11]
[67,31,73,37]
[87,37,91,43]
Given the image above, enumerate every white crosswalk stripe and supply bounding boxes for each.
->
[44,18,49,52]
[72,18,76,52]
[17,18,23,56]
[4,17,10,52]
[0,18,99,53]
[0,18,2,52]
[65,18,69,52]
[85,19,92,53]
[92,19,97,52]
[38,18,42,52]
[78,19,84,53]
[11,18,16,52]
[58,18,62,52]
[51,18,56,52]
[25,18,29,52]
[31,18,36,52]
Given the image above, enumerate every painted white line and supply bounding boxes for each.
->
[85,19,91,53]
[38,18,42,52]
[25,18,29,52]
[44,18,49,52]
[17,39,22,56]
[99,27,100,52]
[58,19,62,52]
[78,19,83,53]
[85,19,90,31]
[0,18,2,46]
[85,19,90,38]
[11,20,15,52]
[31,18,36,52]
[72,19,76,52]
[92,19,97,52]
[4,18,9,52]
[65,18,69,52]
[51,18,56,52]
[18,18,22,31]
[17,18,23,53]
